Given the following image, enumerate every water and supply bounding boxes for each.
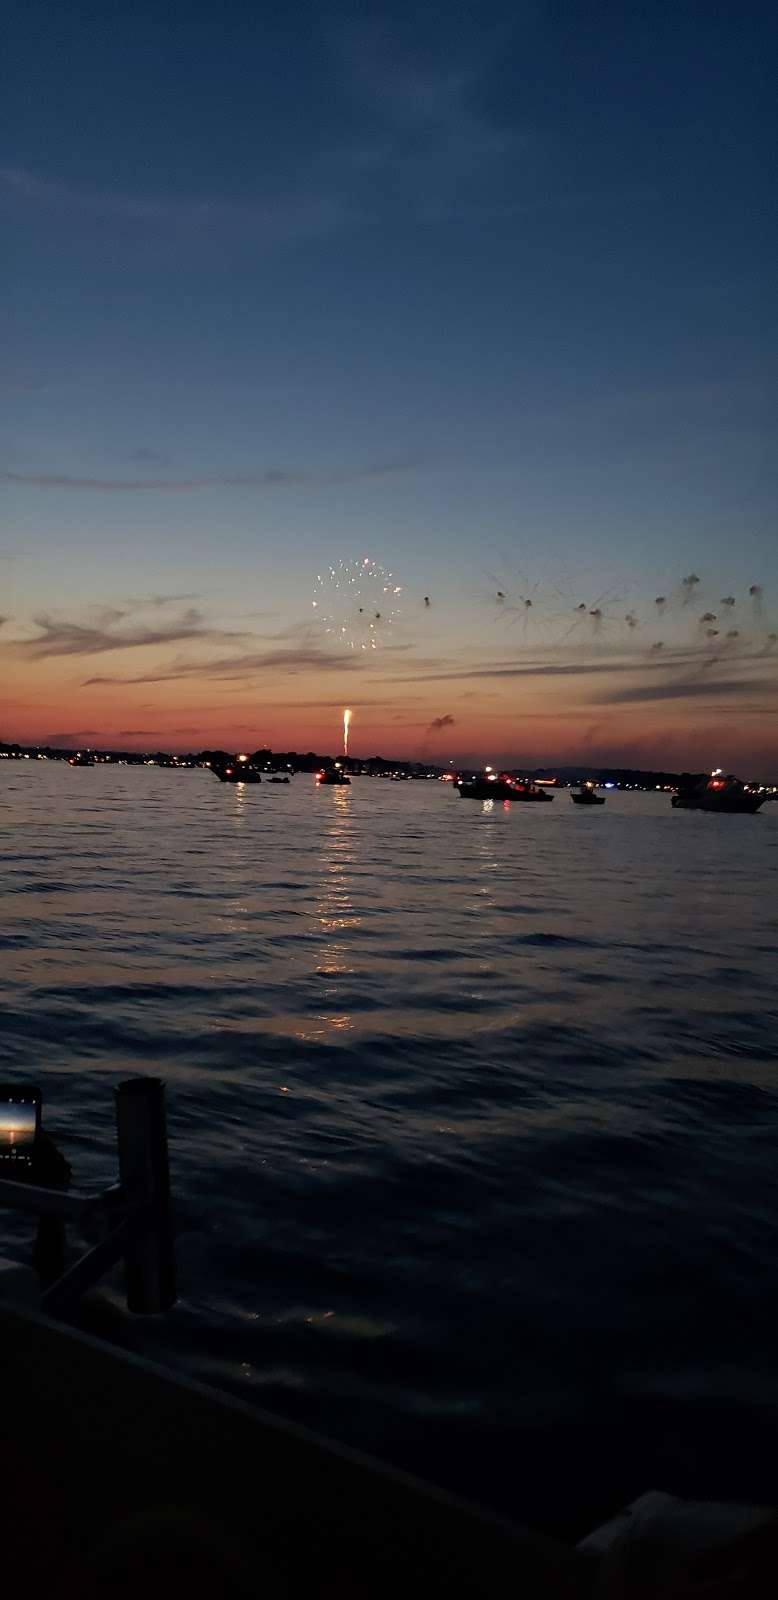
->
[2,763,777,1533]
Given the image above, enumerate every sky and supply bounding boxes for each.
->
[2,0,776,773]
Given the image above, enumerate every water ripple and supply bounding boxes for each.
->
[1,765,777,1531]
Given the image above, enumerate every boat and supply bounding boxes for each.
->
[68,752,95,767]
[671,770,765,814]
[456,776,516,800]
[503,780,553,802]
[571,782,605,806]
[455,772,553,802]
[316,764,351,786]
[268,775,290,784]
[210,756,261,784]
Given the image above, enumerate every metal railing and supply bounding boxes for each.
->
[0,1077,176,1317]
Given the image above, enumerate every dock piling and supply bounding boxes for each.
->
[116,1078,176,1314]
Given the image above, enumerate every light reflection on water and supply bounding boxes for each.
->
[1,764,778,1530]
[314,788,359,1036]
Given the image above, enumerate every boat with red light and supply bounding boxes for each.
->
[316,763,351,786]
[210,754,262,784]
[455,770,553,802]
[671,770,765,814]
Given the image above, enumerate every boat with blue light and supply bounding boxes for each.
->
[571,782,605,806]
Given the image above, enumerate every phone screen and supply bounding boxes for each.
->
[0,1092,41,1168]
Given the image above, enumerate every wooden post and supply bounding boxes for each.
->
[115,1078,176,1313]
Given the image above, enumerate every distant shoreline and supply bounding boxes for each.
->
[3,739,775,790]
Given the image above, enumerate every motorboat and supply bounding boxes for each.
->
[210,756,262,784]
[316,765,351,786]
[455,772,553,802]
[671,771,765,814]
[268,775,290,784]
[456,776,513,799]
[571,782,605,806]
[503,780,553,802]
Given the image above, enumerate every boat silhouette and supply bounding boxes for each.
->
[671,771,765,814]
[455,772,553,802]
[316,764,351,786]
[571,782,605,806]
[209,756,262,784]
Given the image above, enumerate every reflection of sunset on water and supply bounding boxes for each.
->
[312,785,361,1036]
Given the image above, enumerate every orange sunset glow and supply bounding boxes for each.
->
[2,576,777,776]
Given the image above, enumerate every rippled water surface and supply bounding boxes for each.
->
[2,764,777,1531]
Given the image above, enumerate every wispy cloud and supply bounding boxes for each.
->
[595,675,778,706]
[385,655,685,685]
[1,28,531,245]
[13,605,249,659]
[123,592,201,609]
[0,166,354,242]
[117,727,239,738]
[129,448,170,467]
[333,22,530,224]
[83,644,362,686]
[0,459,417,493]
[386,643,778,687]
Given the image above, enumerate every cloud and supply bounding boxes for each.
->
[117,727,221,737]
[334,24,529,224]
[1,33,529,245]
[83,644,362,686]
[0,166,354,243]
[385,655,688,686]
[385,641,778,688]
[14,605,249,659]
[129,448,170,467]
[0,459,417,493]
[246,696,409,710]
[427,714,456,731]
[595,676,778,707]
[123,592,201,608]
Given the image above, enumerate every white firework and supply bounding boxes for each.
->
[312,558,402,650]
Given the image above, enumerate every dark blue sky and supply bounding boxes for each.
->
[2,1,776,765]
